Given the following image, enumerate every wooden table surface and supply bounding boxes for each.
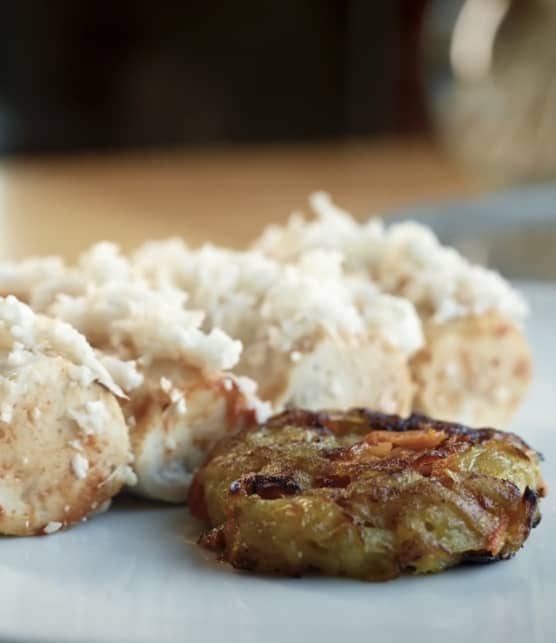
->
[0,139,480,260]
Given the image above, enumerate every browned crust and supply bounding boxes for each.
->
[266,408,540,456]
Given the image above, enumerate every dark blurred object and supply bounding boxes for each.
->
[0,2,428,155]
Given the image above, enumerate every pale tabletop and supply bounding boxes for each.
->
[0,139,479,260]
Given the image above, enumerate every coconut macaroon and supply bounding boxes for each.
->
[0,296,134,536]
[134,243,421,415]
[253,193,532,427]
[48,280,270,503]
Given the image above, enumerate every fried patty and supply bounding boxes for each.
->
[188,409,546,581]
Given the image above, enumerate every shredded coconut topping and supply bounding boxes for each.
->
[28,242,138,313]
[141,241,414,357]
[377,222,528,323]
[348,279,424,356]
[260,250,365,352]
[1,403,13,423]
[7,342,34,367]
[160,377,172,393]
[132,238,190,288]
[49,281,241,374]
[255,192,384,270]
[77,242,134,284]
[254,192,528,323]
[100,354,143,392]
[175,396,187,415]
[140,244,280,347]
[123,465,138,486]
[141,242,422,358]
[0,256,66,303]
[0,296,123,396]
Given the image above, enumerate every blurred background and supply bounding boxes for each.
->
[1,0,555,265]
[0,2,429,152]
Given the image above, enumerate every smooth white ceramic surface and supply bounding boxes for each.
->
[0,282,554,643]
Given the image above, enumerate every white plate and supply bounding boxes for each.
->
[1,282,554,643]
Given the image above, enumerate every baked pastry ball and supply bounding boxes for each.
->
[375,221,531,426]
[49,280,270,503]
[0,296,134,536]
[239,332,412,415]
[410,313,532,426]
[126,363,267,502]
[254,192,531,427]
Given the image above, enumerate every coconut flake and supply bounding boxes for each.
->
[68,400,109,435]
[175,396,187,415]
[1,403,13,423]
[100,354,143,392]
[43,521,63,534]
[160,377,172,393]
[71,453,89,479]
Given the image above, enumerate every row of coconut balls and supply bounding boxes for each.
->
[0,194,531,536]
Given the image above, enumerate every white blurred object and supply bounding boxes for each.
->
[427,0,556,183]
[450,0,510,81]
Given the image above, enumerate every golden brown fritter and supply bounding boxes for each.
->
[188,409,546,581]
